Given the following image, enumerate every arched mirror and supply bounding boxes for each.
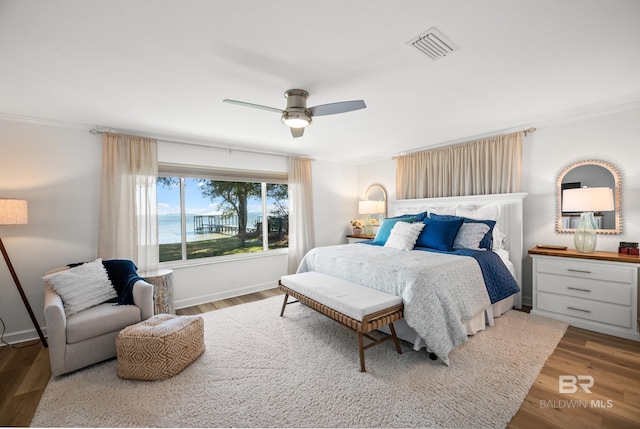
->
[365,184,387,217]
[556,160,621,234]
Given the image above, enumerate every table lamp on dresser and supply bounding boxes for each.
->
[561,187,614,253]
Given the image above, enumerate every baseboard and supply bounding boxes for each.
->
[0,324,47,347]
[174,281,279,310]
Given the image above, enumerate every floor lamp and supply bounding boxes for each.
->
[0,199,48,347]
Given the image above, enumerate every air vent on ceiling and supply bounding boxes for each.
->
[407,27,459,60]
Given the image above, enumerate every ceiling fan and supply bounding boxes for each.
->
[223,89,366,138]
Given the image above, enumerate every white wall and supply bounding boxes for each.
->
[357,105,640,307]
[0,121,358,342]
[0,119,102,343]
[312,159,359,247]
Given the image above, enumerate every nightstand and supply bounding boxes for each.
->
[529,247,639,341]
[346,234,375,244]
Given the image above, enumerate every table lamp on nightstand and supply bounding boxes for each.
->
[562,187,614,253]
[358,200,380,236]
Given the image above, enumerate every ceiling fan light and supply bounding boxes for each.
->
[281,111,311,128]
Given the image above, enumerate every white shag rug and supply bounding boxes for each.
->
[31,296,567,428]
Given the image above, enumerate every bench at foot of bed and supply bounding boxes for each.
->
[278,271,404,372]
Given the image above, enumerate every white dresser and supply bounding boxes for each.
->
[529,248,639,341]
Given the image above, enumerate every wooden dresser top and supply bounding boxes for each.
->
[528,247,640,264]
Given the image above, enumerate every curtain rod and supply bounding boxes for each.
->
[391,127,536,160]
[89,127,314,160]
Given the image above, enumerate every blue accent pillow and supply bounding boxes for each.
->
[430,214,496,250]
[416,217,464,251]
[390,211,428,222]
[372,217,415,245]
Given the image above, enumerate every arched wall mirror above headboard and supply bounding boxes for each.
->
[556,160,621,234]
[365,184,387,217]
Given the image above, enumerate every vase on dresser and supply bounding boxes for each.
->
[352,227,362,236]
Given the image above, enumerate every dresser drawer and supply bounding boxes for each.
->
[536,258,635,284]
[536,273,633,306]
[536,292,633,328]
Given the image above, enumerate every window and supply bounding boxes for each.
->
[157,166,288,263]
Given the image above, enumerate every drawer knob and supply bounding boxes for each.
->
[567,286,592,293]
[567,306,592,313]
[567,268,592,274]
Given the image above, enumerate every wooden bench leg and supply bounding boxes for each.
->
[357,330,366,372]
[279,293,289,317]
[389,322,403,355]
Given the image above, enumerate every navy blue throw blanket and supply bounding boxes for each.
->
[449,248,519,303]
[412,247,520,303]
[68,259,143,305]
[101,259,143,306]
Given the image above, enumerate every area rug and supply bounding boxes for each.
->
[31,296,568,428]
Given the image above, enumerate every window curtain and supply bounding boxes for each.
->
[396,132,523,199]
[287,157,315,274]
[98,133,158,272]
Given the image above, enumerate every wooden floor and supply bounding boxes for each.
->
[1,289,638,428]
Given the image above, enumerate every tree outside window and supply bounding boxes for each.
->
[158,176,288,262]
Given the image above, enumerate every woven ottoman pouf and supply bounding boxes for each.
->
[116,314,205,381]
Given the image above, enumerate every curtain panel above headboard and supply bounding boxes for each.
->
[396,132,523,199]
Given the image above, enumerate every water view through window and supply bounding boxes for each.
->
[158,177,288,262]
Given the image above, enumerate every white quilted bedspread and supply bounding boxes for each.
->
[297,244,491,364]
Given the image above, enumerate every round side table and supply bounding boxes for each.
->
[138,269,175,315]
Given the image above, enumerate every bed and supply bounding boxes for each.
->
[296,192,527,364]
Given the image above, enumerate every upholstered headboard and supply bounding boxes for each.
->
[389,192,527,308]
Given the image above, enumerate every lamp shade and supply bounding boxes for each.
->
[0,199,28,226]
[358,200,379,215]
[562,187,614,212]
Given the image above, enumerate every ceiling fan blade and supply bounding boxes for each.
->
[309,100,366,116]
[223,99,283,114]
[290,127,304,138]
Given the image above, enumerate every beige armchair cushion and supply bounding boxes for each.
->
[66,303,141,344]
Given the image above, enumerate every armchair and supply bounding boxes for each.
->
[43,261,154,376]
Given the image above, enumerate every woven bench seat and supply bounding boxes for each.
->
[279,271,404,372]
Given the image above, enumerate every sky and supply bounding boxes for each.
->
[157,178,283,216]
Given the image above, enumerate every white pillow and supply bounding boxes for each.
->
[492,226,507,250]
[428,206,458,216]
[456,204,500,221]
[384,222,425,251]
[43,259,117,316]
[453,223,490,250]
